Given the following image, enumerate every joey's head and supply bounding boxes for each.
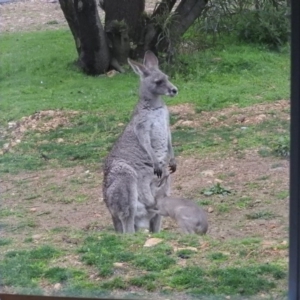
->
[128,51,178,98]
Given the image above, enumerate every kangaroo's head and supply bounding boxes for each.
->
[128,51,178,98]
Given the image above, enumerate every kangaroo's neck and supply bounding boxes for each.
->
[139,87,163,109]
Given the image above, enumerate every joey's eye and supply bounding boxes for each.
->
[155,79,163,85]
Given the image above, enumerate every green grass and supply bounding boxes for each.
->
[0,231,287,297]
[75,232,286,296]
[0,238,12,246]
[0,245,60,287]
[78,233,140,277]
[246,211,276,220]
[0,29,289,173]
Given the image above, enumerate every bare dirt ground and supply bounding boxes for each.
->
[0,0,159,33]
[1,101,290,244]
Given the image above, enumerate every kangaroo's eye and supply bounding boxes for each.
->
[155,79,163,85]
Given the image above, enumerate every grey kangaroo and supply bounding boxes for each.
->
[150,176,208,235]
[103,50,178,233]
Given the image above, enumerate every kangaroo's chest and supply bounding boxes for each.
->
[149,107,169,150]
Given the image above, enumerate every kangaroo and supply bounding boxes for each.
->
[150,175,208,235]
[103,50,178,233]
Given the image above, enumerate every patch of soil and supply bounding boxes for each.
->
[0,0,68,33]
[170,99,290,129]
[1,150,289,243]
[169,150,289,242]
[2,109,79,154]
[169,103,196,116]
[0,0,161,33]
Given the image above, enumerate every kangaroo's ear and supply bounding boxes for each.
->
[143,50,159,69]
[128,58,150,77]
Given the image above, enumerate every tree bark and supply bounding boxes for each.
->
[59,0,208,73]
[100,0,145,63]
[170,0,208,38]
[142,0,208,59]
[74,0,110,75]
[59,0,110,75]
[59,0,81,55]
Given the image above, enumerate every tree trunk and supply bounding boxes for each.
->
[59,0,208,74]
[59,0,81,55]
[59,0,110,75]
[141,0,208,59]
[170,0,208,39]
[74,0,110,75]
[100,0,145,64]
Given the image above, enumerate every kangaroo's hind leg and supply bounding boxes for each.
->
[112,216,123,233]
[104,163,138,233]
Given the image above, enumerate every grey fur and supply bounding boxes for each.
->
[150,196,208,235]
[103,51,178,233]
[150,175,208,235]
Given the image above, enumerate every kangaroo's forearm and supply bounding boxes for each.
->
[135,127,158,163]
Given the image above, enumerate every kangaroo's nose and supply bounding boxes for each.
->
[171,88,178,95]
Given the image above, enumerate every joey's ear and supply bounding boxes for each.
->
[143,50,159,69]
[128,58,150,77]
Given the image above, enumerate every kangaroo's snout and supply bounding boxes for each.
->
[166,86,178,97]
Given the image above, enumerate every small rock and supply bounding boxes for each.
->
[207,207,214,213]
[32,234,42,240]
[209,117,218,123]
[175,246,198,252]
[15,139,21,144]
[118,123,124,127]
[143,238,163,247]
[57,138,64,143]
[113,262,125,268]
[8,122,17,129]
[241,126,248,130]
[85,170,90,174]
[29,208,37,212]
[54,283,61,290]
[201,170,214,177]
